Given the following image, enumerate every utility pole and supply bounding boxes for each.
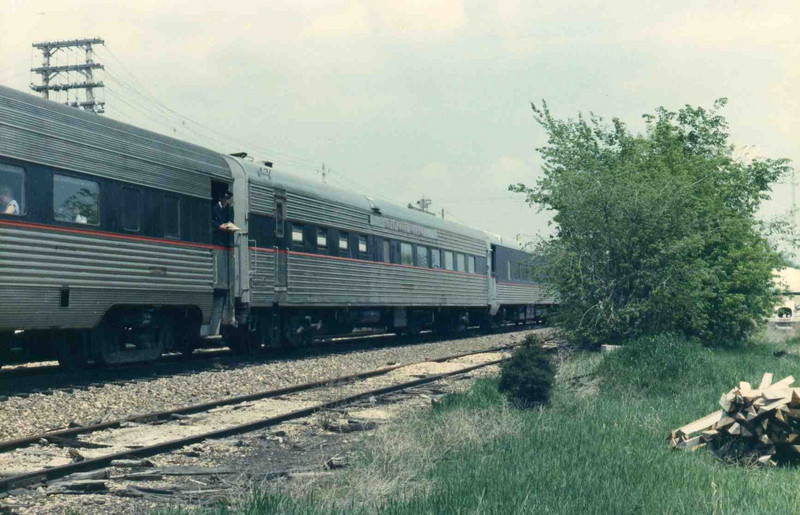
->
[318,163,327,184]
[792,168,798,231]
[31,37,105,114]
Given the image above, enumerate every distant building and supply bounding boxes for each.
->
[774,268,800,319]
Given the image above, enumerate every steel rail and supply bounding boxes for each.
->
[0,345,517,453]
[0,322,535,381]
[0,358,504,492]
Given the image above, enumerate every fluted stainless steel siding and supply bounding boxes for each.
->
[496,282,555,305]
[0,223,214,329]
[249,182,275,215]
[0,85,230,199]
[285,253,486,306]
[0,287,212,329]
[251,249,275,306]
[286,192,485,255]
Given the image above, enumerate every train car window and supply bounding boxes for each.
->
[416,246,428,268]
[53,174,99,225]
[275,199,285,238]
[339,232,349,251]
[382,239,391,263]
[292,224,304,244]
[358,235,367,254]
[444,251,454,271]
[476,256,487,275]
[456,253,465,272]
[317,227,328,249]
[121,187,141,232]
[163,195,181,238]
[391,240,401,264]
[0,163,25,216]
[400,242,414,265]
[431,249,441,269]
[467,256,475,274]
[507,262,511,281]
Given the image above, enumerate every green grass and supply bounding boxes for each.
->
[193,335,800,514]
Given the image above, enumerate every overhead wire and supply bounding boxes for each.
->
[95,44,507,221]
[100,44,323,171]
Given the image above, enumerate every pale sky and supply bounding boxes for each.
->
[1,0,798,245]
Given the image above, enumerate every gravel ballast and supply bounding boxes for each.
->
[0,329,545,442]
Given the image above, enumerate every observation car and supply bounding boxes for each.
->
[0,85,554,368]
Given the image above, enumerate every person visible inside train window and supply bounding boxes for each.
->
[0,185,19,215]
[213,191,239,232]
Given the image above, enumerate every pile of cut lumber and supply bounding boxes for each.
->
[669,373,800,466]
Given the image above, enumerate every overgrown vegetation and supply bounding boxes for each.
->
[511,100,792,347]
[205,335,800,514]
[498,334,554,406]
[596,333,717,396]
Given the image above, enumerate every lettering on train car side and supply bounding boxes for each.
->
[369,215,438,239]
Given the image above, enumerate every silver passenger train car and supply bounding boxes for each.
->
[0,85,553,368]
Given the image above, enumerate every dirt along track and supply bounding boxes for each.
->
[0,330,550,514]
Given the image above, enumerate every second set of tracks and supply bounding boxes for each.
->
[0,343,520,494]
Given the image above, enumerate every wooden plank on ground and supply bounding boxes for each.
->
[758,373,774,391]
[671,410,724,439]
[766,376,795,391]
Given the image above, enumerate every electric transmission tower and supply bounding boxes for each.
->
[30,37,105,114]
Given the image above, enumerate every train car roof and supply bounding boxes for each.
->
[0,85,230,199]
[241,159,490,243]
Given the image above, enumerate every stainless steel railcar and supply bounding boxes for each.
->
[0,85,553,367]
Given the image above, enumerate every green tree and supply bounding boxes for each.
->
[512,99,791,347]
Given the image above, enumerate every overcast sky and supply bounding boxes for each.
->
[1,0,797,244]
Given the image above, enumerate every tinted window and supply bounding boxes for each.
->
[456,254,465,272]
[122,187,141,231]
[317,227,328,248]
[416,246,428,268]
[431,249,441,269]
[164,195,181,238]
[54,174,99,225]
[292,224,304,243]
[444,251,454,271]
[358,235,367,254]
[0,163,24,216]
[400,242,414,265]
[467,255,476,274]
[382,240,391,263]
[275,199,285,238]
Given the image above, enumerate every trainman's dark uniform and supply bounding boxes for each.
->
[212,200,234,247]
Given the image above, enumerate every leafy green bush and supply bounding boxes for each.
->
[596,333,718,396]
[511,99,790,348]
[498,336,555,407]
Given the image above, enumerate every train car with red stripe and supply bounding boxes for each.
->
[0,84,553,368]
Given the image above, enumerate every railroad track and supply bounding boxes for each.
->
[0,345,516,493]
[0,324,541,397]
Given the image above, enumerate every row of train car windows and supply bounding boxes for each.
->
[0,163,183,239]
[1,164,103,226]
[290,222,478,273]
